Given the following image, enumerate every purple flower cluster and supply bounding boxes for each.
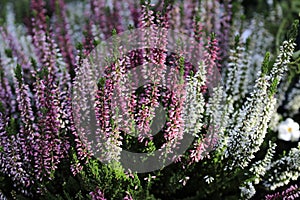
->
[89,187,107,200]
[4,0,296,199]
[0,0,227,191]
[266,184,300,200]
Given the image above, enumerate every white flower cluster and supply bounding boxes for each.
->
[206,85,229,154]
[239,182,256,200]
[65,1,87,43]
[183,62,206,137]
[268,112,282,132]
[247,142,277,185]
[204,175,214,184]
[264,144,300,191]
[225,77,276,169]
[285,80,300,116]
[243,18,274,92]
[0,190,7,200]
[274,41,297,107]
[270,40,296,82]
[225,44,246,102]
[223,37,295,170]
[286,95,300,117]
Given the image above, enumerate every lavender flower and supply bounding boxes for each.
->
[89,187,106,200]
[266,184,300,200]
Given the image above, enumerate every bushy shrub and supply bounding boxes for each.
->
[0,0,300,199]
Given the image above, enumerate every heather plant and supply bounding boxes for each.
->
[0,0,300,199]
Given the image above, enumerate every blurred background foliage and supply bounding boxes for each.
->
[0,0,299,20]
[0,0,299,43]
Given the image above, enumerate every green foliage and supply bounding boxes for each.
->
[179,56,185,84]
[4,49,12,58]
[78,158,145,199]
[0,0,30,24]
[287,19,299,42]
[0,102,4,114]
[14,64,23,84]
[261,52,271,75]
[5,118,18,137]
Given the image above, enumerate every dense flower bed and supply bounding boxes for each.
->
[0,0,300,199]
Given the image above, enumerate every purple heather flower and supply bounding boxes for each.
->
[265,184,300,200]
[50,0,76,72]
[89,187,106,200]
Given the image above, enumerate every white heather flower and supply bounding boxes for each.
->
[241,29,252,43]
[179,176,190,186]
[269,112,282,132]
[183,62,206,137]
[204,175,214,184]
[240,182,256,199]
[0,190,7,200]
[247,141,277,186]
[280,79,300,120]
[278,118,300,142]
[264,146,300,190]
[225,76,276,169]
[286,94,300,116]
[267,0,273,6]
